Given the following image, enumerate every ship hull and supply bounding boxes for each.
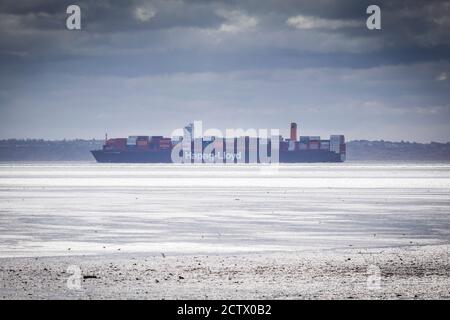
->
[279,150,342,163]
[91,150,343,163]
[91,150,172,163]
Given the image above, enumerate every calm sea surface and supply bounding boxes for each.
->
[0,162,449,257]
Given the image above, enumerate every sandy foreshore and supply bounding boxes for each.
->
[1,244,449,299]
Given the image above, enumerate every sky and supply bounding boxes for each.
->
[0,0,449,142]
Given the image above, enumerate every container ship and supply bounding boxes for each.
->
[91,122,346,163]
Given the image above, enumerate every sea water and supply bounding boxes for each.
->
[0,162,449,257]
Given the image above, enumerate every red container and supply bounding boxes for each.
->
[137,140,148,146]
[113,138,127,150]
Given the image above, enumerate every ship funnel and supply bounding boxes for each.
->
[290,122,298,142]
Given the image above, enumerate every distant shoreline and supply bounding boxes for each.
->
[1,139,449,162]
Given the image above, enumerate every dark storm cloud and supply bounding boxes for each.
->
[0,0,448,67]
[0,0,224,31]
[1,0,449,74]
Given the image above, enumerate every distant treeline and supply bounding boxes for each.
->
[347,140,450,161]
[0,139,449,161]
[0,139,102,161]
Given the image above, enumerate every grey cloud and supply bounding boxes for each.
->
[1,61,448,141]
[0,0,449,141]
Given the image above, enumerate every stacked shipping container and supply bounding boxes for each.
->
[101,123,345,161]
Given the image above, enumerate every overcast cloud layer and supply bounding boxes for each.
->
[0,0,449,141]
